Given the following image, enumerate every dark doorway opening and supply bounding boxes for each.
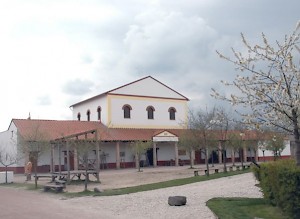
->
[146,148,158,166]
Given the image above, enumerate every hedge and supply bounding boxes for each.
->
[252,159,300,218]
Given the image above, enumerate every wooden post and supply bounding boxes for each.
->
[95,131,100,182]
[153,142,157,167]
[175,142,179,166]
[58,143,61,174]
[73,147,78,171]
[116,141,120,169]
[50,144,54,173]
[66,141,70,183]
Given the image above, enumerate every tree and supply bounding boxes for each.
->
[265,133,286,161]
[0,146,19,183]
[72,139,97,191]
[227,131,244,166]
[212,22,300,165]
[211,108,234,172]
[18,124,50,189]
[178,129,198,169]
[189,108,218,176]
[131,140,152,172]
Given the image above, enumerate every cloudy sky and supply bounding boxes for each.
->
[0,0,299,131]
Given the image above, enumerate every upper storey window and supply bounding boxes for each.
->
[122,104,132,119]
[87,110,91,121]
[97,106,101,121]
[168,107,176,120]
[77,113,81,121]
[146,106,155,119]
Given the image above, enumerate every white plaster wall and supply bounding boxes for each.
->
[257,140,291,157]
[110,77,186,99]
[0,123,22,167]
[72,95,108,124]
[109,96,187,129]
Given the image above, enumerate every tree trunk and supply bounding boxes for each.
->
[205,149,209,176]
[223,149,227,172]
[292,109,300,166]
[84,157,88,191]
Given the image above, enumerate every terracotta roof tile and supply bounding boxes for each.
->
[12,119,271,142]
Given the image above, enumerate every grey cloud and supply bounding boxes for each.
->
[121,11,218,75]
[62,79,94,96]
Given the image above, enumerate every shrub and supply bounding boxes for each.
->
[251,159,300,218]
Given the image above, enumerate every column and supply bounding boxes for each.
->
[66,141,70,183]
[191,149,195,167]
[50,144,54,173]
[95,140,100,182]
[135,151,139,169]
[255,148,259,163]
[243,147,247,163]
[175,142,179,166]
[58,143,61,173]
[153,142,157,167]
[73,147,78,171]
[218,145,222,164]
[231,148,235,165]
[116,141,120,169]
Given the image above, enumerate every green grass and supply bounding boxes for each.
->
[0,182,43,190]
[207,197,291,219]
[65,168,251,198]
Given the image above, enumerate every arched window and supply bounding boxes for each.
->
[168,107,176,120]
[122,104,132,119]
[97,106,101,121]
[77,113,81,121]
[146,106,155,119]
[87,110,91,121]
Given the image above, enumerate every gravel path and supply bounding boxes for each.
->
[64,172,262,219]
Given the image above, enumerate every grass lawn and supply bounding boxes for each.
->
[207,197,291,219]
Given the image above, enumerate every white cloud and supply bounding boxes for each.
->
[0,0,299,130]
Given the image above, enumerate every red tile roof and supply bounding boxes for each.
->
[12,119,270,142]
[11,119,183,142]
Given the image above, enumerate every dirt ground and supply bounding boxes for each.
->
[14,163,233,192]
[2,163,258,219]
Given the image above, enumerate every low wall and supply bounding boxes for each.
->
[0,171,14,183]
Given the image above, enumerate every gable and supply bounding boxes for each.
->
[109,76,189,100]
[153,130,179,142]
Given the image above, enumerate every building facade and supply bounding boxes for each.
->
[0,76,292,174]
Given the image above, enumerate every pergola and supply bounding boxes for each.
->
[50,129,100,183]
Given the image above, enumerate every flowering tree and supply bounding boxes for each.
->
[189,108,219,176]
[212,22,300,165]
[131,140,152,172]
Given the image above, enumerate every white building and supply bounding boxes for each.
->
[70,76,189,129]
[0,76,292,174]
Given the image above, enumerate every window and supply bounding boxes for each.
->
[122,104,132,119]
[97,106,101,121]
[87,110,91,121]
[168,107,176,120]
[77,113,81,121]
[146,106,155,119]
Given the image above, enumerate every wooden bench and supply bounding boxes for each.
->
[34,175,54,180]
[44,183,64,193]
[194,170,199,176]
[55,179,66,188]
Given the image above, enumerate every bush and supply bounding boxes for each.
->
[251,159,300,218]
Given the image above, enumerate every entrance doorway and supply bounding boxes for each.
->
[146,148,158,166]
